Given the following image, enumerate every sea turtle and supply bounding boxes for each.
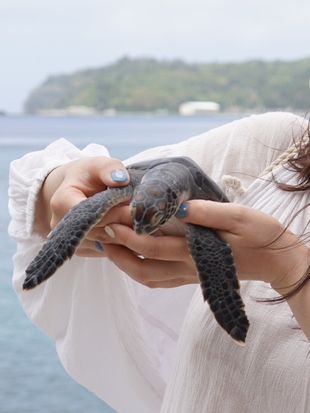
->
[23,157,249,344]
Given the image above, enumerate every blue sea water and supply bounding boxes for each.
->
[0,114,241,413]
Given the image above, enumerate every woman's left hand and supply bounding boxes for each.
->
[91,204,198,288]
[98,201,309,292]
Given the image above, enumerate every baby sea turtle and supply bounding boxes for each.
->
[23,157,249,344]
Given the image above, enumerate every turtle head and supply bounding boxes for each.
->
[130,182,180,235]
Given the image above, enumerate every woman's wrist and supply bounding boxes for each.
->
[34,165,66,237]
[270,245,310,298]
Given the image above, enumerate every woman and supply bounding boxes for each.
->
[9,112,310,412]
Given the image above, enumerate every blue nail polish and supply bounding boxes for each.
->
[95,241,104,252]
[175,202,189,218]
[111,169,129,182]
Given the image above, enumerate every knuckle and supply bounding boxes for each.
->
[91,227,109,243]
[94,157,125,175]
[50,216,59,230]
[87,228,99,241]
[50,192,65,215]
[189,200,204,218]
[143,242,160,259]
[109,157,126,168]
[115,229,130,245]
[230,205,249,226]
[143,280,158,289]
[87,156,109,168]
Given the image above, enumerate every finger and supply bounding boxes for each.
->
[178,200,254,234]
[76,238,106,253]
[144,278,195,288]
[99,205,132,227]
[87,206,133,241]
[88,157,130,187]
[64,157,130,190]
[180,200,289,253]
[104,244,198,286]
[76,248,106,258]
[102,224,191,261]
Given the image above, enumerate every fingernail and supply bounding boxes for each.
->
[111,169,129,182]
[95,241,104,252]
[104,226,115,238]
[175,202,189,218]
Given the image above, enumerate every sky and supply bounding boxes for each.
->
[1,0,310,113]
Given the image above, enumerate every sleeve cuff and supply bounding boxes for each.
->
[8,138,110,240]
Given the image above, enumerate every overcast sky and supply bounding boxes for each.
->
[1,0,309,112]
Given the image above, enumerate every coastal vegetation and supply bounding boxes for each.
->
[24,57,310,113]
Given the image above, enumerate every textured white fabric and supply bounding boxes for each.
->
[161,166,310,413]
[8,112,309,413]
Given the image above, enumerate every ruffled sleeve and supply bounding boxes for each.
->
[8,138,110,337]
[8,138,110,239]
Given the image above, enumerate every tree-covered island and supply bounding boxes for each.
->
[24,57,310,114]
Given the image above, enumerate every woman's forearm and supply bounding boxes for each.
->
[287,284,310,341]
[272,256,310,341]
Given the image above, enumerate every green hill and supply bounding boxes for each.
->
[24,57,310,113]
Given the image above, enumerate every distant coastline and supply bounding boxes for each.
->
[24,57,310,115]
[1,110,308,120]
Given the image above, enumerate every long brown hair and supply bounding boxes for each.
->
[268,118,310,302]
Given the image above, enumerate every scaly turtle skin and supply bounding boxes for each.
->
[23,157,249,344]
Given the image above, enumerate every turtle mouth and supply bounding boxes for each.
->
[133,215,164,235]
[134,225,150,235]
[131,205,165,235]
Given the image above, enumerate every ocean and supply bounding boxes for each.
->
[0,114,241,413]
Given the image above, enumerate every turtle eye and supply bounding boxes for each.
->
[150,212,163,227]
[157,200,167,211]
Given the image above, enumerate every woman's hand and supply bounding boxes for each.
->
[34,156,130,256]
[35,156,309,294]
[181,201,309,292]
[101,200,309,293]
[98,204,198,288]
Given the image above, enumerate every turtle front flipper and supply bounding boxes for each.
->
[185,224,249,345]
[23,185,134,290]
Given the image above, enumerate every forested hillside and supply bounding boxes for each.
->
[24,57,310,113]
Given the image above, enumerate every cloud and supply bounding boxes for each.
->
[0,0,309,111]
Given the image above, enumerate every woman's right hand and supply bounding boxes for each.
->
[34,156,131,256]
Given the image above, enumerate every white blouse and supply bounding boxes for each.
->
[8,112,310,413]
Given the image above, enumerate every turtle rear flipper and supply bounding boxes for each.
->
[185,224,249,344]
[23,185,133,290]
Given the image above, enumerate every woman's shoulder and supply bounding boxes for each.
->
[241,111,308,149]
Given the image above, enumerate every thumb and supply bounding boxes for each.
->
[94,158,130,187]
[176,200,243,234]
[50,185,87,229]
[50,157,130,228]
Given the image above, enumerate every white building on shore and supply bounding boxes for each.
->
[179,101,220,116]
[37,105,98,117]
